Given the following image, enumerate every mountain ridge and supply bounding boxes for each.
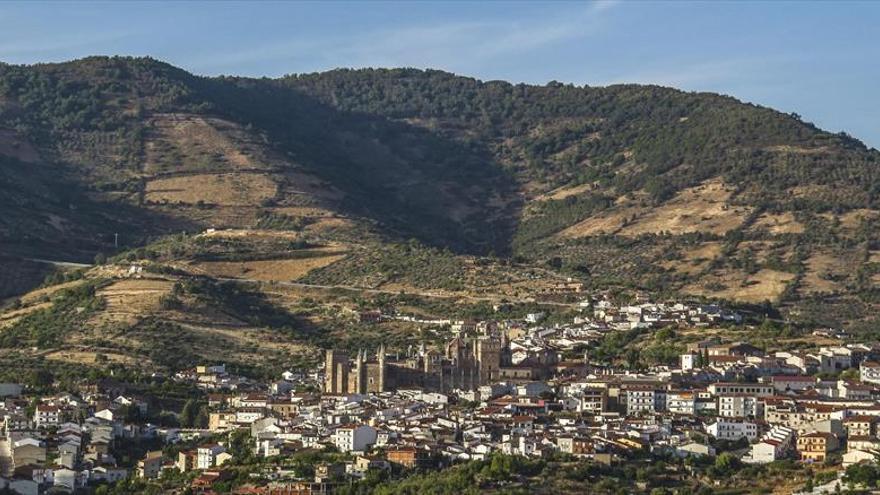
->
[2,56,880,329]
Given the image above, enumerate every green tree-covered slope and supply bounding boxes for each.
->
[2,57,880,326]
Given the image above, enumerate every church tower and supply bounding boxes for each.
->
[354,350,365,394]
[324,349,350,394]
[377,344,386,392]
[475,335,502,385]
[500,330,513,367]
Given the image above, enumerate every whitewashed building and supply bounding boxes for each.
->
[334,425,377,453]
[705,418,759,441]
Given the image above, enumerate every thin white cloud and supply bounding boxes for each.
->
[189,1,619,76]
[0,29,142,62]
[591,0,621,13]
[597,58,772,91]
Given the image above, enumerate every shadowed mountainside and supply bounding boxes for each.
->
[1,57,880,326]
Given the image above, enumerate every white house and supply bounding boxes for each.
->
[860,361,880,385]
[717,394,762,418]
[234,408,265,425]
[53,468,77,491]
[706,418,759,441]
[769,375,817,393]
[196,444,227,469]
[680,354,697,371]
[707,383,774,396]
[744,426,794,464]
[843,448,877,466]
[91,466,129,483]
[666,391,696,415]
[517,382,552,398]
[626,388,666,415]
[501,435,539,457]
[810,348,853,374]
[674,442,715,458]
[525,312,545,324]
[34,405,61,428]
[94,409,115,422]
[334,425,377,453]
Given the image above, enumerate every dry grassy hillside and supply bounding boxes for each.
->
[2,57,880,333]
[0,265,317,376]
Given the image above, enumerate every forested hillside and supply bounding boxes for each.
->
[2,56,880,329]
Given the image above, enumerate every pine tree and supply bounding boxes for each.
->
[180,399,198,428]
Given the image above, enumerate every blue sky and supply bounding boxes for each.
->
[0,1,877,148]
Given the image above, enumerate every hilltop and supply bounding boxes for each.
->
[1,56,880,339]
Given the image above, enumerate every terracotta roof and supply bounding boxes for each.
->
[771,375,816,382]
[848,435,879,442]
[844,415,879,423]
[799,432,836,439]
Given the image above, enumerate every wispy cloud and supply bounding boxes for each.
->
[0,29,141,63]
[596,57,776,91]
[189,0,619,76]
[594,56,827,129]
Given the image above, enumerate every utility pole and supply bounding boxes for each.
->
[114,233,118,249]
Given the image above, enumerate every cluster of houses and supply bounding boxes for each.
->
[5,297,880,494]
[131,335,880,494]
[378,297,744,364]
[0,381,161,494]
[130,335,880,493]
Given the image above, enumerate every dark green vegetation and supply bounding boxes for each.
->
[286,69,874,204]
[0,279,106,347]
[2,56,880,327]
[118,278,320,378]
[0,256,54,298]
[329,452,811,495]
[0,155,170,262]
[843,460,880,491]
[177,277,301,329]
[112,439,818,495]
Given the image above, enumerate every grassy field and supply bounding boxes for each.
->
[621,180,751,236]
[749,211,805,234]
[661,241,723,277]
[684,268,795,303]
[535,183,594,201]
[560,180,751,238]
[145,172,279,206]
[801,251,847,295]
[92,278,175,325]
[189,252,348,282]
[143,113,272,174]
[0,266,321,375]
